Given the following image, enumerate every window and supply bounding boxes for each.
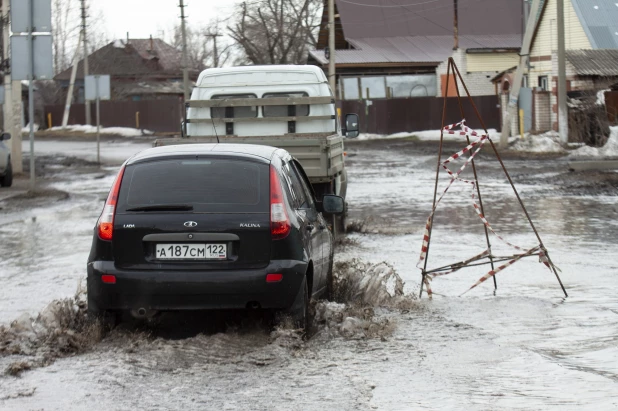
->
[361,76,387,99]
[290,161,315,210]
[386,75,437,98]
[283,162,308,209]
[210,94,258,119]
[262,92,309,117]
[341,77,360,100]
[119,159,269,213]
[538,76,549,91]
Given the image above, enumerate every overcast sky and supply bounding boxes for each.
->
[89,0,242,40]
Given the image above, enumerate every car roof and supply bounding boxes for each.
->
[127,143,283,165]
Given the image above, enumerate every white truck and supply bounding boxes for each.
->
[155,65,359,236]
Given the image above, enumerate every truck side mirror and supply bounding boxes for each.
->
[321,195,345,214]
[344,113,359,138]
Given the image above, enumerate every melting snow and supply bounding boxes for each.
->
[510,131,566,153]
[569,126,618,158]
[49,125,154,137]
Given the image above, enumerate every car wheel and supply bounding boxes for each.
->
[0,161,12,187]
[326,248,335,301]
[87,295,119,331]
[284,276,309,331]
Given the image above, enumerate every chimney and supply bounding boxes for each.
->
[149,34,154,51]
[126,32,130,44]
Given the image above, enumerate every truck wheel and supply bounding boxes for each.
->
[0,162,12,187]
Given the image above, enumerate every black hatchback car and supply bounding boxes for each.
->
[87,144,344,329]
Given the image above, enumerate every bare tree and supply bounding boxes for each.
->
[227,0,322,65]
[52,0,80,74]
[169,23,211,72]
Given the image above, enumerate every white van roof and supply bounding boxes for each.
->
[196,65,328,87]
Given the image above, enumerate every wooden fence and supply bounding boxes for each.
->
[338,95,501,135]
[44,98,184,133]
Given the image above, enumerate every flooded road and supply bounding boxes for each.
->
[1,139,617,410]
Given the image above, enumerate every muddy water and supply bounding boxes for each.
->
[1,141,618,409]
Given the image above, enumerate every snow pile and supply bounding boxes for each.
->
[510,131,566,153]
[569,126,618,158]
[357,128,500,142]
[596,89,609,106]
[49,124,154,137]
[21,123,40,132]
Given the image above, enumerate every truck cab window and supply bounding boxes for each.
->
[263,92,309,117]
[211,94,258,118]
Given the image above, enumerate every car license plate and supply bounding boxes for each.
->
[155,244,226,260]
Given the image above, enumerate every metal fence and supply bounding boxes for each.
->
[44,98,184,133]
[338,95,501,135]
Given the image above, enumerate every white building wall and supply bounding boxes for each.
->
[436,49,497,97]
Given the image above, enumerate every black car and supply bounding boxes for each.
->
[87,144,344,329]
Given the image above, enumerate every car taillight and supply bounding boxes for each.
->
[270,165,291,240]
[97,166,125,241]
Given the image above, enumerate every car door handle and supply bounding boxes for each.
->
[306,225,315,231]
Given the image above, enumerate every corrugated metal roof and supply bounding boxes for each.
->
[336,0,523,39]
[571,0,618,49]
[565,49,618,76]
[309,34,521,65]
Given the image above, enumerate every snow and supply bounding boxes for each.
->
[596,89,609,106]
[569,126,618,158]
[509,131,566,153]
[357,128,500,142]
[21,124,40,133]
[48,125,154,137]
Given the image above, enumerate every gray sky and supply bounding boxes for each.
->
[90,0,242,40]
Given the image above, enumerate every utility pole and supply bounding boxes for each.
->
[453,0,458,50]
[206,32,222,68]
[2,0,23,173]
[80,0,91,125]
[179,0,189,101]
[557,0,568,144]
[499,0,542,149]
[328,0,336,96]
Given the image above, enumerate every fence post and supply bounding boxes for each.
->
[136,112,140,129]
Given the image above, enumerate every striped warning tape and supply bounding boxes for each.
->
[418,119,556,296]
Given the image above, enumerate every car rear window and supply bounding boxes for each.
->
[117,158,269,213]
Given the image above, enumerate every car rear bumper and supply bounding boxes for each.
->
[87,260,307,311]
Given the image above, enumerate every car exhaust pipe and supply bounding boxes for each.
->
[131,307,157,319]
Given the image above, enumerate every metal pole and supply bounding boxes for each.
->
[179,0,189,101]
[81,0,91,125]
[95,76,100,165]
[328,0,336,95]
[557,0,568,144]
[27,0,35,190]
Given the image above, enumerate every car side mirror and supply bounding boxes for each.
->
[1,132,10,141]
[321,195,344,214]
[344,113,359,138]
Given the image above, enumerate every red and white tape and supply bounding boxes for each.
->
[418,119,555,296]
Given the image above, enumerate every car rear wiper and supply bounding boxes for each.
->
[126,204,194,212]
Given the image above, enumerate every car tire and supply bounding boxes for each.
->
[87,294,119,331]
[285,276,309,331]
[326,249,335,301]
[0,161,12,187]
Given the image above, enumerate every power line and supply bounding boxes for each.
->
[337,0,441,7]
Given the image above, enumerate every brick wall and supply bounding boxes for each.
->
[436,49,497,97]
[534,91,551,132]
